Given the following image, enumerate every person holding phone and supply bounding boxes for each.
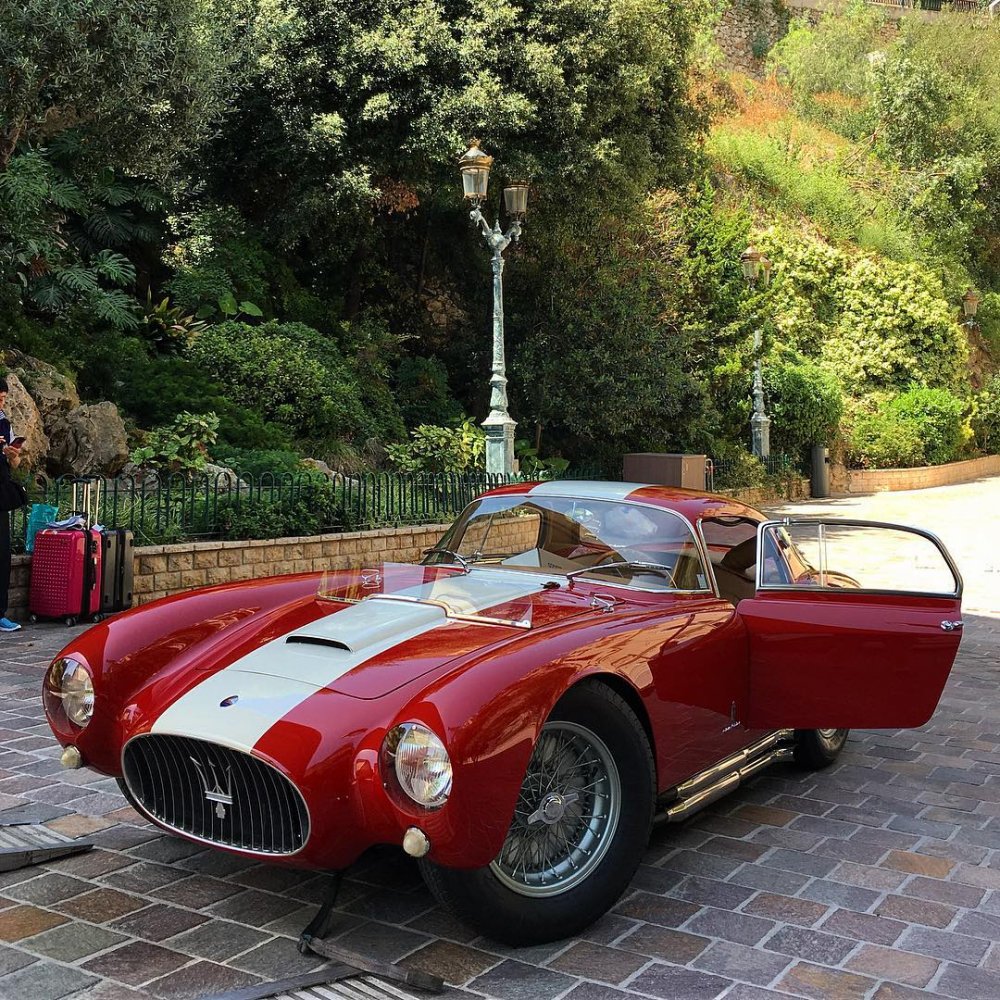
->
[0,377,22,632]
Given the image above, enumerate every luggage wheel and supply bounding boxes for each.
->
[64,617,77,627]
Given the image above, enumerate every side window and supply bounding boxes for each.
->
[760,522,960,596]
[699,515,761,606]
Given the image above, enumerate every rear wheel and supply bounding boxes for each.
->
[794,728,848,769]
[420,682,655,945]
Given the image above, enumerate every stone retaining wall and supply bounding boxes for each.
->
[830,454,1000,495]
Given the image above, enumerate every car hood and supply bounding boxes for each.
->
[147,564,596,747]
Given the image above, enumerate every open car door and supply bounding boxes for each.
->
[739,519,963,730]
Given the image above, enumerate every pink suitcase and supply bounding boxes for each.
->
[29,527,103,625]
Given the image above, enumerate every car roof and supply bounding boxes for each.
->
[480,480,765,525]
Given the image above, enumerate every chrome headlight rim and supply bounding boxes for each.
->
[45,656,95,729]
[382,722,453,810]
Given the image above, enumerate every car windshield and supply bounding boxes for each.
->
[424,494,710,591]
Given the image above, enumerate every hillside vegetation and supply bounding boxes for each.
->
[1,1,998,479]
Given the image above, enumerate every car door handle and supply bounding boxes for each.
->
[941,620,964,632]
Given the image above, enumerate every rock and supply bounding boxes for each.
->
[201,463,242,488]
[5,350,80,426]
[1,373,49,471]
[301,458,341,481]
[46,402,129,477]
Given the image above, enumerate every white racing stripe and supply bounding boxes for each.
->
[527,480,646,501]
[151,570,546,752]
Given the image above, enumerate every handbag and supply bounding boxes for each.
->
[0,456,27,512]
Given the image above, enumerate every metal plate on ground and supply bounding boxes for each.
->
[0,823,93,871]
[268,978,437,999]
[207,969,439,1000]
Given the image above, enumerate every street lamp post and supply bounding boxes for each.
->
[740,246,773,461]
[458,141,529,478]
[963,287,981,329]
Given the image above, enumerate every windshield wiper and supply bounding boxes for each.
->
[565,560,674,583]
[424,547,473,573]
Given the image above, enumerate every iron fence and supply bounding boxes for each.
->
[705,453,802,493]
[8,471,514,553]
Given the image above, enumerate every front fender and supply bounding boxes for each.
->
[395,615,656,869]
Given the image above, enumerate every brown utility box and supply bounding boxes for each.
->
[623,453,707,490]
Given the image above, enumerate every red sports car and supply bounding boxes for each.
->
[42,482,964,944]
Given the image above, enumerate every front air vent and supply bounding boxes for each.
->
[122,735,309,855]
[285,635,352,651]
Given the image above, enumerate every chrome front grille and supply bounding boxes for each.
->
[122,735,309,855]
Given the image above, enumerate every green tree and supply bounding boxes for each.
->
[1,0,238,320]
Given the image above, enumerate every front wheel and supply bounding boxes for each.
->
[420,682,655,945]
[794,728,849,769]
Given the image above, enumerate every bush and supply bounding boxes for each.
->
[763,351,843,460]
[209,447,306,477]
[130,411,220,474]
[214,481,349,540]
[385,419,485,474]
[187,320,371,441]
[847,386,969,469]
[972,374,1000,455]
[395,357,463,429]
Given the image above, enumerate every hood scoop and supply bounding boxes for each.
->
[288,599,447,655]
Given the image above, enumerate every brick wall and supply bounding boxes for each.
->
[830,454,1000,495]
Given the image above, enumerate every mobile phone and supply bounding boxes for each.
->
[7,437,25,448]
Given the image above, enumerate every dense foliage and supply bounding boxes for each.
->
[2,0,998,480]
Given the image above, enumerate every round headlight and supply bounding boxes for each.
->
[44,657,94,729]
[383,723,452,808]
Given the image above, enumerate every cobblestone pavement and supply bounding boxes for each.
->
[0,481,997,1000]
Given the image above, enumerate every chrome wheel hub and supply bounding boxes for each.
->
[490,721,621,898]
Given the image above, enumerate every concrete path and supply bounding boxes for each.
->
[0,478,998,999]
[766,475,1000,617]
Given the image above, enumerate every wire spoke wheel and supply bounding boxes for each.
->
[490,721,621,897]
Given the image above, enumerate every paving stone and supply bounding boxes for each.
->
[227,936,326,978]
[629,866,687,894]
[764,849,837,878]
[683,906,774,946]
[150,876,243,910]
[797,878,881,912]
[331,920,432,965]
[872,982,944,1000]
[109,903,207,942]
[875,892,957,928]
[844,943,940,987]
[902,874,986,909]
[612,892,701,928]
[0,905,67,941]
[734,805,797,827]
[935,961,1000,1000]
[656,850,742,880]
[818,908,905,945]
[810,838,888,866]
[144,960,261,1000]
[20,922,127,962]
[468,959,578,1000]
[100,863,181,895]
[205,888,303,927]
[616,924,709,963]
[692,940,791,986]
[899,924,991,965]
[546,941,648,985]
[762,925,856,965]
[3,874,91,906]
[670,876,756,910]
[699,837,768,863]
[80,941,189,987]
[342,886,435,925]
[56,889,146,923]
[829,861,908,891]
[728,863,810,896]
[624,964,733,1000]
[0,943,35,975]
[164,919,270,962]
[741,892,828,927]
[401,940,500,986]
[951,863,1000,890]
[776,961,876,1000]
[882,849,955,878]
[0,959,98,999]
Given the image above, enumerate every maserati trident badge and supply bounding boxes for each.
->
[191,758,234,819]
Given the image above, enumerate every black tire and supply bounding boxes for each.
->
[65,616,77,627]
[419,681,655,945]
[794,728,849,769]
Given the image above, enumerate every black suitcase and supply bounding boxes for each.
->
[99,528,134,613]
